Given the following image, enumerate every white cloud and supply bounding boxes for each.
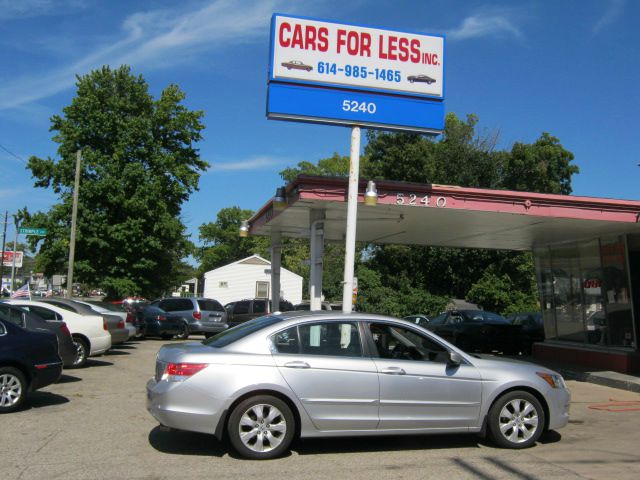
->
[0,0,86,20]
[447,11,523,41]
[0,0,295,110]
[593,0,626,34]
[211,155,287,171]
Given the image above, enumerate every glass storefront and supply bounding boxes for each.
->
[534,235,637,350]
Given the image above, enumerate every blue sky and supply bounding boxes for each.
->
[1,0,638,249]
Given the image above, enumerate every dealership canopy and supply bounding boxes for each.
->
[249,176,640,250]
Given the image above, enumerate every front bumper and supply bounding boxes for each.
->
[546,386,571,430]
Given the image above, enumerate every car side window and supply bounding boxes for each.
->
[297,322,362,357]
[253,300,267,314]
[447,314,464,325]
[235,301,250,315]
[271,326,299,354]
[23,305,61,321]
[0,305,25,327]
[429,313,447,325]
[369,323,448,363]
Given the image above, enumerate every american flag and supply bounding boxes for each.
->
[10,282,31,299]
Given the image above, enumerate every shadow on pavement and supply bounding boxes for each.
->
[110,344,137,350]
[84,359,113,367]
[56,374,82,384]
[295,433,483,456]
[538,430,562,444]
[25,391,70,409]
[148,426,227,457]
[104,349,131,356]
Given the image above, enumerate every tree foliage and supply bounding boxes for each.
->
[26,65,206,298]
[361,113,578,315]
[197,207,270,275]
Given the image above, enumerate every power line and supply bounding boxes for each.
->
[0,142,28,165]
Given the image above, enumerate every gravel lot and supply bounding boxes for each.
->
[3,338,640,480]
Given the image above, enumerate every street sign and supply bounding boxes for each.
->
[18,227,48,236]
[267,14,445,133]
[1,251,23,268]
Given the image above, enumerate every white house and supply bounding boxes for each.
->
[203,254,303,305]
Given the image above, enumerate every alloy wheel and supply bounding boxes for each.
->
[498,398,539,444]
[238,403,287,453]
[0,372,23,408]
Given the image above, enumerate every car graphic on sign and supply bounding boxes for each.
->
[281,60,313,72]
[407,74,436,84]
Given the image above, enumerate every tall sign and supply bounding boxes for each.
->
[2,251,23,268]
[267,14,445,133]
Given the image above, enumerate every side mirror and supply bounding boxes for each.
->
[448,351,463,365]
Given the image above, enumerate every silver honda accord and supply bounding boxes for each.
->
[146,311,570,459]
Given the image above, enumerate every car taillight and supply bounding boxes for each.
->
[156,315,166,321]
[117,320,125,329]
[192,311,201,321]
[103,320,108,331]
[126,313,134,324]
[163,362,207,382]
[60,323,71,337]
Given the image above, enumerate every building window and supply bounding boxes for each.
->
[256,281,269,298]
[219,281,228,288]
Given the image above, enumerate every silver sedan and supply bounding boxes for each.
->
[146,312,570,459]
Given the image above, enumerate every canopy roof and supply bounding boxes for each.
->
[249,176,640,251]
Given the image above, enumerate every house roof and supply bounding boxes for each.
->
[204,254,302,279]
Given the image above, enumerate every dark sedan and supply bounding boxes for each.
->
[425,310,524,354]
[506,312,545,354]
[136,305,186,339]
[0,302,76,367]
[0,319,63,412]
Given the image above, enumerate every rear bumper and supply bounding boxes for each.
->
[31,362,63,390]
[89,334,112,356]
[110,328,130,345]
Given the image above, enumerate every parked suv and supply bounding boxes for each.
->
[225,298,294,327]
[150,297,228,339]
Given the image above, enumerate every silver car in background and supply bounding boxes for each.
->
[147,312,570,460]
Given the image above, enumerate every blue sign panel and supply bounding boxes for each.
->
[267,82,444,133]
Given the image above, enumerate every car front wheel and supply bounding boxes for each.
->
[227,395,295,460]
[488,390,545,449]
[0,367,27,413]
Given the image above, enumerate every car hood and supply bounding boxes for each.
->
[468,353,562,377]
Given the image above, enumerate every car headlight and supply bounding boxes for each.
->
[536,371,566,389]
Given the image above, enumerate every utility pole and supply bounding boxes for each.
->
[0,210,7,293]
[66,150,81,299]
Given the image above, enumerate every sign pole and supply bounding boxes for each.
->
[342,126,361,313]
[10,216,18,292]
[0,210,7,291]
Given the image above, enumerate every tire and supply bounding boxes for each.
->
[71,336,89,368]
[204,332,215,339]
[0,367,28,413]
[488,390,545,449]
[174,323,189,340]
[227,395,295,460]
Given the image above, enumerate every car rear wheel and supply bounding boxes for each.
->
[0,367,27,413]
[488,390,545,449]
[71,336,89,368]
[174,323,189,340]
[228,395,295,460]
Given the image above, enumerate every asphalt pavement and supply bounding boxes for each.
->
[2,338,640,480]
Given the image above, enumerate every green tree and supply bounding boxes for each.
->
[26,65,206,299]
[197,207,270,274]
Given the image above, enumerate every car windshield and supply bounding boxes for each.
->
[202,315,283,348]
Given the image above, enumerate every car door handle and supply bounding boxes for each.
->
[381,367,406,375]
[284,361,310,369]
